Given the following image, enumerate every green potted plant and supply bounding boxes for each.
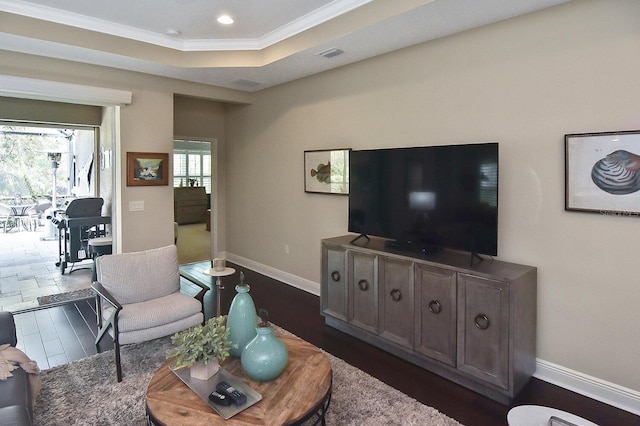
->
[166,315,236,380]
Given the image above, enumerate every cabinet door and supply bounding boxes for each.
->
[321,245,347,320]
[414,264,457,366]
[379,257,414,348]
[457,274,509,389]
[348,251,378,333]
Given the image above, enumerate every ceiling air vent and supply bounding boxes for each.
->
[316,48,344,59]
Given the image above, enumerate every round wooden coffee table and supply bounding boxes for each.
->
[146,335,332,425]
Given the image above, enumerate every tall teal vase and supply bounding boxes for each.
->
[241,326,288,382]
[226,273,257,358]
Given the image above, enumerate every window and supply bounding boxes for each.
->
[173,141,211,193]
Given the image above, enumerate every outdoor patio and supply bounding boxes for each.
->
[0,225,92,312]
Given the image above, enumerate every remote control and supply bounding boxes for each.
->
[216,381,247,405]
[208,391,232,406]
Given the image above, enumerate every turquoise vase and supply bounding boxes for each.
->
[241,326,288,382]
[226,273,257,358]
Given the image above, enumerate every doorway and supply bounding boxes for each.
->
[173,139,214,263]
[0,124,103,312]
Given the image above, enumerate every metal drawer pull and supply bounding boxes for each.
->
[474,314,490,330]
[428,300,442,314]
[358,279,369,291]
[390,289,402,301]
[331,271,341,282]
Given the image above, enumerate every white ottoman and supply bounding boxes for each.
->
[507,405,599,426]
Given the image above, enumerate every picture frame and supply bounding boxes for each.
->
[304,149,350,195]
[126,152,169,186]
[565,130,640,216]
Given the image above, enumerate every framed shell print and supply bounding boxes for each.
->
[565,130,640,216]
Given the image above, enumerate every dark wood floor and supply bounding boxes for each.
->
[18,264,639,426]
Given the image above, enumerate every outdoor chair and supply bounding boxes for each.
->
[92,245,208,382]
[22,204,40,231]
[32,201,52,228]
[0,203,12,233]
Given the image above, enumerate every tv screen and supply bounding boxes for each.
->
[348,143,498,256]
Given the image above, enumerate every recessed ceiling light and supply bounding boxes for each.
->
[166,28,182,36]
[217,15,234,25]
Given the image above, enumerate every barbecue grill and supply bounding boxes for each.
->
[52,197,111,274]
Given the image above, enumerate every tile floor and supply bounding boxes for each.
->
[13,300,106,369]
[0,226,93,312]
[0,225,106,369]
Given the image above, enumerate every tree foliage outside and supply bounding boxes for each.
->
[0,125,72,203]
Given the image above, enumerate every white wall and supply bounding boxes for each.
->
[225,0,640,401]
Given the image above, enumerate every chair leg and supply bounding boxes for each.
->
[115,339,122,382]
[114,317,122,382]
[93,300,122,382]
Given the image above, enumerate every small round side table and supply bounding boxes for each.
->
[203,267,236,316]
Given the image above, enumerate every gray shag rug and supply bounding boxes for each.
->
[33,330,463,426]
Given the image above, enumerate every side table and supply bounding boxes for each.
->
[203,267,235,317]
[179,261,236,318]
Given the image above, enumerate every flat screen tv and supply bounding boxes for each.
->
[348,143,498,258]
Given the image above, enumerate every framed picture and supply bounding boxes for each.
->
[126,152,169,186]
[304,149,350,195]
[565,130,640,216]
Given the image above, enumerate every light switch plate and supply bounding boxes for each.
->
[129,200,144,211]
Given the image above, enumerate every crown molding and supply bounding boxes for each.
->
[0,0,372,52]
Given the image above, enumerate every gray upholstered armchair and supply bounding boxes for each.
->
[92,245,208,382]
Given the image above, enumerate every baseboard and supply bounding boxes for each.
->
[534,359,640,416]
[224,252,639,416]
[223,253,320,296]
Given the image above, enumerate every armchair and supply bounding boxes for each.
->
[92,245,208,382]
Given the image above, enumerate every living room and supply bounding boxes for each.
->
[0,0,638,423]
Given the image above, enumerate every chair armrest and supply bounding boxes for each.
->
[191,279,209,304]
[91,281,123,311]
[0,312,17,346]
[179,272,210,303]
